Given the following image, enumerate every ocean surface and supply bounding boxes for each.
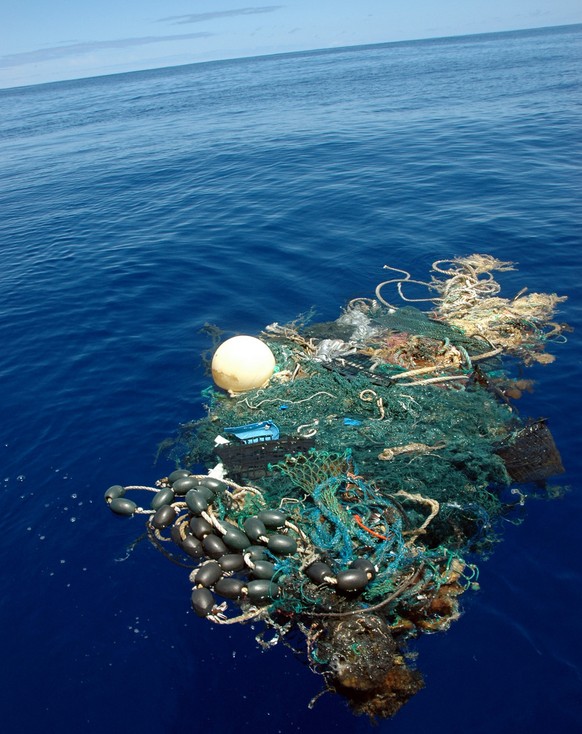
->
[0,23,581,733]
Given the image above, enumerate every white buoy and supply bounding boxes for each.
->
[211,335,276,393]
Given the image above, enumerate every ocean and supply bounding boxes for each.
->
[0,23,580,733]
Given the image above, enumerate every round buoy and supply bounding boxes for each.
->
[211,335,276,393]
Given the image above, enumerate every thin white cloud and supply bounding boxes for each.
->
[0,33,213,69]
[159,6,283,25]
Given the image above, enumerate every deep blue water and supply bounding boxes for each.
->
[1,23,581,734]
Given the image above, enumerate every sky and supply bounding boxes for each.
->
[1,1,580,89]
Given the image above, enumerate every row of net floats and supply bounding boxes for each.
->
[105,469,383,622]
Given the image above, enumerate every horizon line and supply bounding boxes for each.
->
[2,21,580,94]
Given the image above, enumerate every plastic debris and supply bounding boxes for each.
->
[223,421,280,443]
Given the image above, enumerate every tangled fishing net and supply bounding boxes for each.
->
[105,255,568,720]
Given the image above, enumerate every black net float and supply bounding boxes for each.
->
[257,509,287,528]
[194,477,229,494]
[244,546,268,562]
[181,535,205,559]
[335,568,370,593]
[218,554,246,572]
[191,587,215,617]
[168,469,191,484]
[214,577,245,600]
[150,487,175,510]
[172,476,200,495]
[190,516,213,539]
[267,534,297,555]
[151,504,177,529]
[202,534,228,559]
[194,561,223,587]
[306,561,334,585]
[251,560,276,580]
[221,524,251,551]
[246,579,279,604]
[350,558,376,579]
[109,497,136,516]
[243,516,267,542]
[185,490,209,515]
[104,485,125,502]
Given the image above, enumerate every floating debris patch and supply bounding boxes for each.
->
[105,255,568,720]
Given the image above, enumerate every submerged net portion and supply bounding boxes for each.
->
[106,255,567,720]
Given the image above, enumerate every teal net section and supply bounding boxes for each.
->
[179,348,513,555]
[277,451,410,590]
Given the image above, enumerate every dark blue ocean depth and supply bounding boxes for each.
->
[0,24,581,734]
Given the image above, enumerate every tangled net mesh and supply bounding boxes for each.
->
[375,254,568,364]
